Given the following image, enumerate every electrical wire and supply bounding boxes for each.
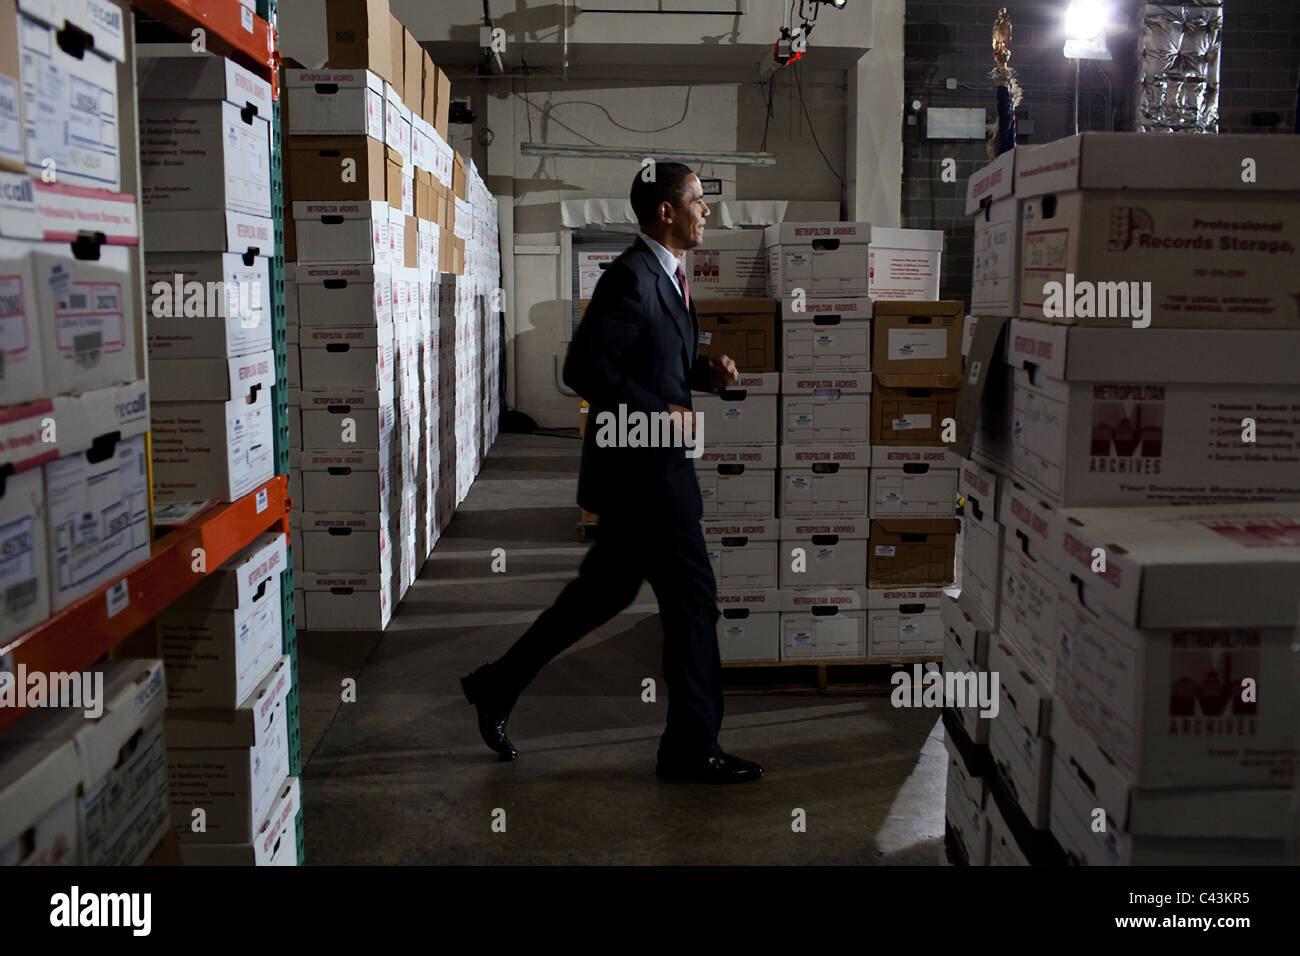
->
[528,88,694,135]
[759,72,777,152]
[793,61,844,186]
[519,50,536,142]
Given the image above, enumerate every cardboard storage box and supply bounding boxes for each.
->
[779,588,867,660]
[956,456,1003,630]
[961,314,1015,473]
[298,324,395,389]
[298,511,392,573]
[997,478,1063,687]
[868,227,943,301]
[1015,132,1300,328]
[286,136,389,203]
[179,776,299,866]
[987,637,1052,828]
[782,297,871,372]
[383,82,411,165]
[0,237,44,405]
[967,148,1020,317]
[1053,502,1300,788]
[158,532,286,710]
[780,371,871,444]
[716,588,780,663]
[944,732,988,866]
[870,446,959,518]
[148,351,276,503]
[145,251,272,359]
[871,301,963,375]
[1049,702,1290,865]
[325,0,393,82]
[297,448,392,514]
[0,732,80,865]
[686,231,768,299]
[144,209,274,259]
[778,516,867,589]
[985,796,1031,865]
[302,570,393,630]
[293,201,390,266]
[943,631,990,746]
[299,385,395,449]
[867,518,958,587]
[0,466,49,643]
[286,69,384,138]
[695,445,776,519]
[694,298,777,372]
[703,517,777,589]
[43,434,149,612]
[866,586,944,659]
[941,590,990,669]
[871,375,961,445]
[692,372,777,446]
[427,62,450,139]
[764,221,871,298]
[166,656,291,845]
[296,263,390,326]
[31,243,137,395]
[779,442,869,518]
[137,54,273,117]
[1005,318,1300,508]
[0,0,25,174]
[140,101,270,217]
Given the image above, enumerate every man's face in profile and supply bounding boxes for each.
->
[666,173,710,251]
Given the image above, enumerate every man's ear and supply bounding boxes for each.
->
[658,201,672,224]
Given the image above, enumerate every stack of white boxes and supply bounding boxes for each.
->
[947,132,1300,866]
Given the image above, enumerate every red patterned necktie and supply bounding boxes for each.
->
[675,262,691,311]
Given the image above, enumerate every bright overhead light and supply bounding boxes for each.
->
[520,143,776,167]
[1064,0,1107,42]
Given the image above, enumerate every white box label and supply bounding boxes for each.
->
[892,414,932,431]
[256,488,269,513]
[106,578,128,618]
[888,328,947,361]
[875,545,896,556]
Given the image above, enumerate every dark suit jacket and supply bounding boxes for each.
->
[563,235,720,520]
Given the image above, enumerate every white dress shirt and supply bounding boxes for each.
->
[640,233,687,302]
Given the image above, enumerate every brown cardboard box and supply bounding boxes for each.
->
[0,0,25,174]
[420,52,437,125]
[415,170,434,220]
[404,214,418,268]
[432,66,451,139]
[438,232,450,272]
[284,207,297,260]
[325,0,393,82]
[452,152,467,200]
[871,374,962,445]
[872,301,964,375]
[693,298,778,372]
[441,184,454,232]
[452,236,465,275]
[387,14,405,99]
[868,519,958,587]
[403,29,422,108]
[385,147,403,210]
[287,136,386,201]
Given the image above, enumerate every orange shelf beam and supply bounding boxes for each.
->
[131,0,281,98]
[0,476,291,731]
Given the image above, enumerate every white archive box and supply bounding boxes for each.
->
[1015,132,1300,328]
[157,531,287,710]
[694,444,776,519]
[987,637,1052,829]
[781,296,871,372]
[1048,702,1291,866]
[966,148,1020,317]
[780,371,871,444]
[869,445,959,518]
[943,732,988,866]
[383,82,411,164]
[296,263,391,326]
[137,52,273,116]
[685,229,768,298]
[140,100,271,218]
[297,447,393,514]
[943,627,990,746]
[0,731,80,866]
[984,797,1031,866]
[779,588,867,660]
[867,227,943,301]
[997,478,1064,688]
[1005,318,1300,508]
[286,322,300,389]
[764,221,871,298]
[715,588,779,663]
[0,237,45,406]
[778,516,867,589]
[144,208,274,259]
[19,10,122,191]
[940,590,990,670]
[702,516,777,590]
[298,324,395,389]
[691,372,777,446]
[30,243,137,395]
[43,433,148,612]
[298,511,393,574]
[302,570,393,630]
[294,201,390,266]
[286,68,384,138]
[299,385,396,450]
[956,456,1003,630]
[0,465,48,644]
[866,586,945,659]
[166,655,291,845]
[144,251,272,359]
[779,442,869,518]
[283,261,299,326]
[148,350,276,503]
[180,776,300,866]
[1052,503,1300,789]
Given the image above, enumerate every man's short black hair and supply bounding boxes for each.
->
[629,162,696,227]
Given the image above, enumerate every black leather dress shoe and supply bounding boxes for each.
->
[461,669,517,761]
[656,751,764,784]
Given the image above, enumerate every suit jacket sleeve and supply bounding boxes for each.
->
[563,266,672,416]
[687,355,719,394]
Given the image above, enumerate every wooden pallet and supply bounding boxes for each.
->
[721,657,941,693]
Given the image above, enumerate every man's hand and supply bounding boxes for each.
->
[709,355,740,387]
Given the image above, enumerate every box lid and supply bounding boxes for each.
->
[164,655,291,749]
[780,295,872,321]
[0,734,81,850]
[870,446,959,469]
[293,200,390,222]
[965,148,1017,214]
[958,457,1000,512]
[295,448,388,472]
[779,516,870,539]
[692,444,777,469]
[997,479,1063,568]
[692,298,776,316]
[172,532,287,612]
[143,210,273,257]
[1058,502,1300,628]
[764,221,870,245]
[779,587,867,612]
[869,227,944,251]
[298,325,386,348]
[694,230,766,251]
[866,585,947,609]
[138,54,273,117]
[701,517,779,541]
[780,371,872,394]
[699,372,778,397]
[287,68,383,94]
[870,518,961,535]
[299,511,386,532]
[715,588,779,612]
[301,571,389,591]
[873,373,963,390]
[780,442,871,469]
[149,350,276,403]
[69,660,167,786]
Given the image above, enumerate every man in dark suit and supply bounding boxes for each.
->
[461,162,764,784]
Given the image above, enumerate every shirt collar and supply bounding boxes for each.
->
[639,233,683,282]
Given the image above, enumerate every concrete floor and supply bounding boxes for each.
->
[298,432,949,865]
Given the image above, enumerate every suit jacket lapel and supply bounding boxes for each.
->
[635,237,694,367]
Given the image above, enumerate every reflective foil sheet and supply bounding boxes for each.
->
[1136,2,1222,133]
